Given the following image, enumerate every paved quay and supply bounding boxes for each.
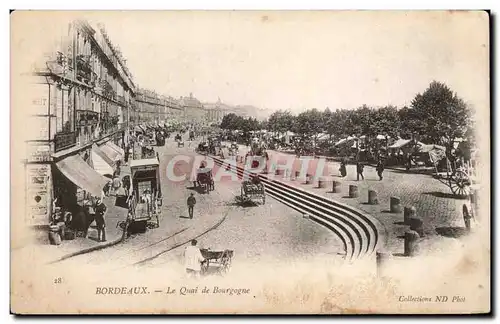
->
[228,145,468,254]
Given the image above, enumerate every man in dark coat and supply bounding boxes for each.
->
[376,159,385,181]
[339,160,347,178]
[94,197,107,242]
[187,193,196,219]
[356,161,365,181]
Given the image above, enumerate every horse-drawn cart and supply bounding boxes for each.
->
[195,142,209,154]
[424,144,477,197]
[239,176,265,205]
[127,158,162,233]
[194,167,215,193]
[200,249,234,275]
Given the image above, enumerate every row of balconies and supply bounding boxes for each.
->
[54,118,125,153]
[53,106,125,152]
[50,52,132,105]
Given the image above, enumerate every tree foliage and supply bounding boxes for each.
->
[220,113,260,133]
[219,81,473,152]
[409,81,472,147]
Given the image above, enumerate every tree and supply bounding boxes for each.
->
[267,110,295,136]
[292,108,325,150]
[410,81,472,150]
[220,113,239,130]
[398,106,426,139]
[370,106,400,138]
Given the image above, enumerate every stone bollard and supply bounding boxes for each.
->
[404,206,416,225]
[390,196,402,213]
[318,177,327,188]
[376,251,391,277]
[332,181,341,193]
[409,218,424,237]
[404,230,420,257]
[349,185,359,198]
[463,204,472,233]
[368,190,378,205]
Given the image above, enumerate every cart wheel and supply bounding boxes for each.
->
[463,204,472,220]
[450,170,471,197]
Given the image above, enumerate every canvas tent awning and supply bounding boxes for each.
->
[55,155,109,197]
[335,136,357,147]
[388,139,411,149]
[388,139,424,149]
[416,144,446,164]
[317,133,330,141]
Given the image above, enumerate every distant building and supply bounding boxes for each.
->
[180,93,205,122]
[204,98,272,123]
[204,97,234,124]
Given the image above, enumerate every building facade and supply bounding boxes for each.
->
[204,98,233,124]
[180,93,205,123]
[25,20,135,226]
[134,89,184,124]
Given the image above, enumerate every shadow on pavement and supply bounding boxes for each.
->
[389,168,435,175]
[422,191,468,200]
[435,227,469,238]
[115,196,128,208]
[186,186,207,194]
[228,200,260,208]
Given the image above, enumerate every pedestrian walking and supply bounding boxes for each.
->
[124,144,130,165]
[184,239,205,278]
[94,197,107,242]
[187,193,196,219]
[112,173,122,196]
[339,159,347,178]
[103,180,112,197]
[356,161,365,181]
[122,175,131,197]
[376,159,385,181]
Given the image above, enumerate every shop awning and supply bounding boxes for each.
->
[107,141,125,157]
[55,155,109,197]
[91,145,114,176]
[92,144,115,167]
[99,141,123,163]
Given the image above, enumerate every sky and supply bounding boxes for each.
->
[17,11,490,113]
